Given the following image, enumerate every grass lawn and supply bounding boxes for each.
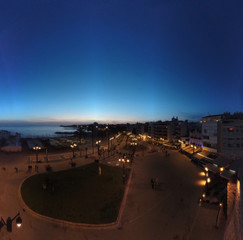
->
[21,163,129,224]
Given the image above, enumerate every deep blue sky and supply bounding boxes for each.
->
[0,0,242,123]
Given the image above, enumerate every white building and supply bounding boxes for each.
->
[202,114,222,153]
[218,119,243,159]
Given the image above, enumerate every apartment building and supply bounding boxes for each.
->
[201,114,223,153]
[218,119,243,159]
[202,113,243,159]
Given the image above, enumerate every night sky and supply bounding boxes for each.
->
[0,0,242,123]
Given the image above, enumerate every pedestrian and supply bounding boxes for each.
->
[14,167,18,173]
[151,178,155,189]
[155,177,159,186]
[27,165,32,173]
[122,173,126,185]
[35,165,39,172]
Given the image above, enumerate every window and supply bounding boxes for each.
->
[203,135,209,139]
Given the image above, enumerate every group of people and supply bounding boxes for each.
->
[151,177,159,190]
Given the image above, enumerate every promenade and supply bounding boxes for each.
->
[0,143,224,240]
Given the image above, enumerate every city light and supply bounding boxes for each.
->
[220,167,224,172]
[196,180,206,186]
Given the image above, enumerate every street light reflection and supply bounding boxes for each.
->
[199,172,206,176]
[196,180,206,186]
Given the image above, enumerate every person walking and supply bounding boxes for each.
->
[151,178,155,189]
[123,173,126,185]
[155,177,159,189]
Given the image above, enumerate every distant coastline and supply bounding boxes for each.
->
[60,124,77,128]
[0,125,76,138]
[55,131,76,134]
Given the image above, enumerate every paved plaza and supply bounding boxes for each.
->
[0,143,224,240]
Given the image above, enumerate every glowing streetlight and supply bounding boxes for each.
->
[33,145,41,162]
[70,143,77,158]
[109,137,114,150]
[0,212,22,232]
[96,140,101,156]
[118,157,130,169]
[216,202,223,228]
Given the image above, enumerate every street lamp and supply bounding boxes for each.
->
[96,140,101,156]
[45,147,48,162]
[130,142,137,155]
[191,144,196,154]
[216,202,223,228]
[70,143,77,158]
[118,157,130,169]
[205,177,211,193]
[109,137,114,152]
[0,212,22,232]
[33,145,41,163]
[220,167,224,173]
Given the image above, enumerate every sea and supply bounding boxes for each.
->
[0,125,76,138]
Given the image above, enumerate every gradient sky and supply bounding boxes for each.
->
[0,0,243,123]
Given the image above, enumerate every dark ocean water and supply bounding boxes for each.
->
[0,125,76,138]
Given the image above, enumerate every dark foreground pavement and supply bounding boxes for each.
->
[0,148,224,240]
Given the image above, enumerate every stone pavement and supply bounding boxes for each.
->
[188,203,225,240]
[0,144,225,240]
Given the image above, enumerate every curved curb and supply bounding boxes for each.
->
[18,167,133,229]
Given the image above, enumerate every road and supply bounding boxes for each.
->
[0,143,215,240]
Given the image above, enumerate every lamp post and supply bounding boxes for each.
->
[118,156,130,171]
[79,147,82,157]
[85,147,88,158]
[206,177,211,193]
[130,142,137,156]
[216,202,223,228]
[92,125,94,154]
[70,143,77,158]
[109,137,114,153]
[45,147,48,162]
[0,212,22,232]
[96,140,101,157]
[33,145,41,163]
[105,126,110,154]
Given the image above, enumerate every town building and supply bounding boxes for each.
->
[218,119,243,159]
[201,114,223,153]
[202,113,243,159]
